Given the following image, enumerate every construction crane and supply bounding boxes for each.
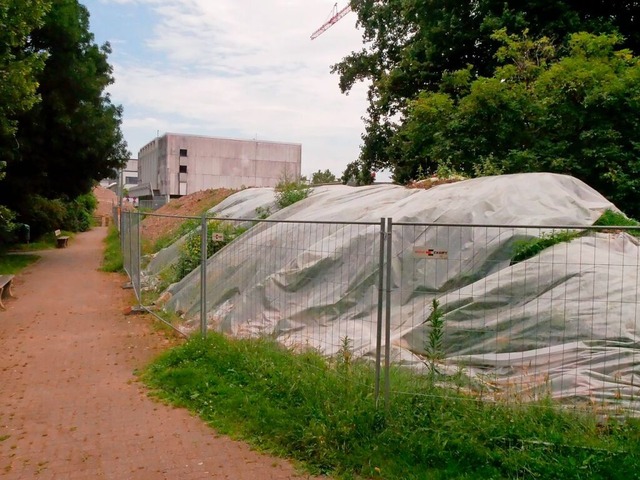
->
[310,3,352,40]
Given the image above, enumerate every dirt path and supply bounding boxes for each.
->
[0,227,315,479]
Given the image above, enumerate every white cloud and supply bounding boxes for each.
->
[95,0,370,177]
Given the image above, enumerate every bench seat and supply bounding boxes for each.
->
[54,229,69,248]
[0,274,15,310]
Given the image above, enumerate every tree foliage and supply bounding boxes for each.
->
[335,0,640,184]
[310,169,338,184]
[395,31,640,217]
[0,0,50,142]
[0,0,50,240]
[0,0,129,235]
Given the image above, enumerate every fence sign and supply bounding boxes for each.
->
[212,232,225,242]
[413,247,448,259]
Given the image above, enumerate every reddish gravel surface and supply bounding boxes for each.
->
[0,228,320,479]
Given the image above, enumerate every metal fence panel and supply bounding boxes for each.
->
[190,218,385,360]
[389,223,640,414]
[121,211,142,303]
[119,208,640,416]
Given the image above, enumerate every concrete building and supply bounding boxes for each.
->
[100,159,138,193]
[133,133,302,200]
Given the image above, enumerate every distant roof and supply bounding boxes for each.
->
[139,132,301,152]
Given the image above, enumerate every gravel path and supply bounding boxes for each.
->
[0,227,315,479]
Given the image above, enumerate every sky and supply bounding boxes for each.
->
[83,0,373,179]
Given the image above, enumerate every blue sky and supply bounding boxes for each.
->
[83,0,372,179]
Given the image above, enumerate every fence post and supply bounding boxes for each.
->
[384,217,393,408]
[200,214,208,338]
[127,212,132,278]
[135,211,142,307]
[374,217,386,406]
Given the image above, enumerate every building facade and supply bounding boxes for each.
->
[100,158,138,192]
[136,133,302,198]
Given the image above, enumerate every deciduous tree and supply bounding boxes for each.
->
[0,0,129,231]
[396,31,640,217]
[311,169,338,184]
[334,1,640,178]
[0,0,50,240]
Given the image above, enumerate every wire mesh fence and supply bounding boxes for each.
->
[197,218,384,357]
[120,209,640,415]
[121,211,142,302]
[138,197,167,211]
[388,222,640,415]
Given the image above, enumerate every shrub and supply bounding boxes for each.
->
[274,172,311,208]
[0,205,17,247]
[172,220,247,282]
[24,196,67,238]
[64,192,97,232]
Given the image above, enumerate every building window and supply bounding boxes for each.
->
[179,165,187,173]
[179,148,188,157]
[125,176,138,184]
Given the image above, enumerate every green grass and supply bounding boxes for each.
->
[142,334,640,479]
[0,254,39,274]
[511,209,640,264]
[594,209,640,236]
[101,225,123,272]
[8,230,70,252]
[511,230,581,264]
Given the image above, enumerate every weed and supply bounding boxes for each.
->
[274,171,311,209]
[511,230,581,264]
[151,218,200,253]
[336,336,353,374]
[255,206,271,220]
[511,210,640,265]
[100,225,123,272]
[424,299,445,378]
[171,220,247,283]
[594,209,640,237]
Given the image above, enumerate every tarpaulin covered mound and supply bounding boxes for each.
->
[163,173,640,409]
[144,187,277,277]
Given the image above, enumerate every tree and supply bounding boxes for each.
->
[396,31,640,217]
[0,0,50,241]
[340,161,375,185]
[310,169,338,184]
[0,0,129,232]
[0,0,49,142]
[333,0,640,177]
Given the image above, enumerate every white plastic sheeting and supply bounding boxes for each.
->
[144,187,277,276]
[161,173,640,408]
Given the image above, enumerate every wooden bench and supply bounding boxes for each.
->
[55,229,69,248]
[0,274,15,310]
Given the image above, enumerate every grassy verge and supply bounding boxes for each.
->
[141,334,640,479]
[9,230,70,252]
[0,254,40,274]
[101,225,123,272]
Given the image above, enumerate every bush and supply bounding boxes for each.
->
[64,192,97,232]
[274,172,311,208]
[172,220,247,282]
[0,205,17,247]
[23,196,67,238]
